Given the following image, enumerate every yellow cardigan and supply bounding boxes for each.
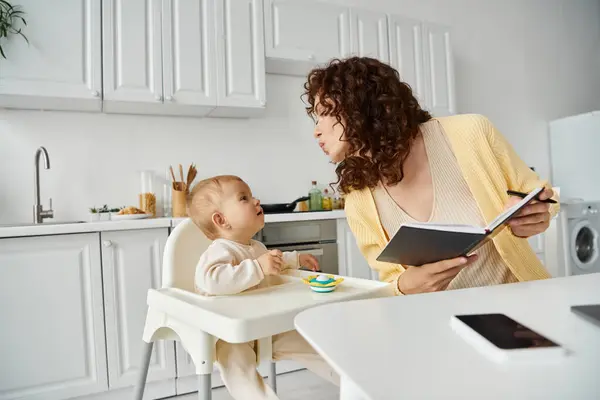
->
[344,114,559,294]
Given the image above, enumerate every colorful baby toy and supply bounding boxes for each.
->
[302,274,344,293]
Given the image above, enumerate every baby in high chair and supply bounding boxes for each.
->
[187,175,339,400]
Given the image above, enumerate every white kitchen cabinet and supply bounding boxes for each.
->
[161,0,217,116]
[349,9,389,63]
[101,228,176,399]
[210,0,266,117]
[0,0,102,112]
[264,0,350,76]
[103,0,265,117]
[389,18,455,117]
[102,0,164,114]
[421,23,456,117]
[388,15,425,107]
[336,219,377,281]
[0,233,108,400]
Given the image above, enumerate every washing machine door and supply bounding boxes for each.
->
[570,220,599,274]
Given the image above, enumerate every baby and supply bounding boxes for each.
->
[187,175,339,400]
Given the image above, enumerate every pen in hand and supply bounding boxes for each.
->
[506,190,557,204]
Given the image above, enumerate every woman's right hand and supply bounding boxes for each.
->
[397,254,478,294]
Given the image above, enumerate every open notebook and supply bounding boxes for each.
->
[376,187,545,266]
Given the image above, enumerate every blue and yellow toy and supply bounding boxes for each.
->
[302,274,344,293]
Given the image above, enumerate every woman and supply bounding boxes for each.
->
[303,57,559,295]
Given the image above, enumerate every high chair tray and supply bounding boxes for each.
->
[147,270,394,343]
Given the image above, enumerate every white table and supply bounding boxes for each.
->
[295,273,600,400]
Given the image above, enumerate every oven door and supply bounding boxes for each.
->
[267,243,339,275]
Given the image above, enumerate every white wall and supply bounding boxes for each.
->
[1,0,599,224]
[0,75,336,223]
[329,0,600,178]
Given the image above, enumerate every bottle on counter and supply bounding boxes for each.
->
[322,188,332,210]
[308,181,323,211]
[332,194,342,210]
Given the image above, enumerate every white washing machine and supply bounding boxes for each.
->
[557,201,600,276]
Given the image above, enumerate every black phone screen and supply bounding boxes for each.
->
[456,313,559,350]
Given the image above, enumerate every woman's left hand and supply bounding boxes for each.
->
[299,254,320,271]
[506,187,554,238]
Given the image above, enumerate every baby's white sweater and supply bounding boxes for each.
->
[195,238,299,295]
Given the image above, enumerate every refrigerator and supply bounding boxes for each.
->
[549,111,600,202]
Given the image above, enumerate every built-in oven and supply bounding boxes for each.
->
[255,219,338,275]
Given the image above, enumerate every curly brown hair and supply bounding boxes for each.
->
[303,57,432,194]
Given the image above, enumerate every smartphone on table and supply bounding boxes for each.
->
[450,313,566,362]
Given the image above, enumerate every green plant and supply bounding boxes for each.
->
[0,0,28,59]
[89,207,98,214]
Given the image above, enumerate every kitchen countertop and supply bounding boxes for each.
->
[172,210,346,226]
[0,210,346,238]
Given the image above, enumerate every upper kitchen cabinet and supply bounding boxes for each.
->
[388,15,425,107]
[210,0,266,117]
[421,23,456,117]
[389,17,456,117]
[160,0,218,116]
[102,0,166,114]
[102,0,265,117]
[0,0,102,112]
[264,0,351,76]
[349,9,389,64]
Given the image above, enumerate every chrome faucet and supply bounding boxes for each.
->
[33,146,54,224]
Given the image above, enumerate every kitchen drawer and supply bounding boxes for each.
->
[259,220,337,245]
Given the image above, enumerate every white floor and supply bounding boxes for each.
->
[171,370,339,400]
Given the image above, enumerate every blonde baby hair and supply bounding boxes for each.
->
[187,175,244,240]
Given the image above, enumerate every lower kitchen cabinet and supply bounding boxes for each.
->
[100,228,176,399]
[0,218,369,400]
[336,219,377,280]
[0,233,108,400]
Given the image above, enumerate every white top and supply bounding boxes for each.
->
[295,273,600,400]
[195,238,299,295]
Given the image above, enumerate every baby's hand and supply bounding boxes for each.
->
[299,254,320,272]
[257,250,283,276]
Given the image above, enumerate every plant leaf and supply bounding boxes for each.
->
[0,45,6,59]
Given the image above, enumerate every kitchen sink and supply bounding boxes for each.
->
[0,221,86,228]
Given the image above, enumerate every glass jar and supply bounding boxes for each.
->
[162,168,172,217]
[139,170,156,217]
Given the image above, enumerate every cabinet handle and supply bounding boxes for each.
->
[165,96,173,101]
[92,90,100,97]
[103,240,112,247]
[260,101,266,106]
[155,95,163,102]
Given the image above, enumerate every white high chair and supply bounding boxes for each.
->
[133,219,393,400]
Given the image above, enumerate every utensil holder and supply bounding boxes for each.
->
[172,189,187,217]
